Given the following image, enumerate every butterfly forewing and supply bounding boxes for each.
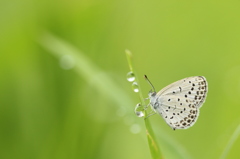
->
[157,76,208,108]
[152,76,208,130]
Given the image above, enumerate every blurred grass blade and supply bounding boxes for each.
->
[38,32,134,112]
[145,119,162,159]
[154,126,192,159]
[220,124,240,159]
[125,50,162,159]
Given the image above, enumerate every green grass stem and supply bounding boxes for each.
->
[125,50,162,159]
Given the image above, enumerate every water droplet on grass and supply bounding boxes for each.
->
[132,82,139,92]
[127,71,135,82]
[130,124,141,134]
[134,103,144,117]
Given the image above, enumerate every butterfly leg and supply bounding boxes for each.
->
[144,111,156,119]
[142,103,151,110]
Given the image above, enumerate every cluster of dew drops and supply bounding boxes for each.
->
[127,71,145,118]
[126,71,139,92]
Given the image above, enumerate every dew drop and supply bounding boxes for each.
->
[60,55,75,70]
[130,124,141,134]
[126,71,135,82]
[134,103,144,117]
[132,82,139,92]
[135,111,144,117]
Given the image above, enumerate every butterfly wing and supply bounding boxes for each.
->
[157,76,208,108]
[154,76,208,130]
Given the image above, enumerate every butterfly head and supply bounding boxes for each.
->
[148,89,156,98]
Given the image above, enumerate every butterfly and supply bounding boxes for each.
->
[144,75,208,130]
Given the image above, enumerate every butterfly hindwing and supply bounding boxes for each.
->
[155,95,199,129]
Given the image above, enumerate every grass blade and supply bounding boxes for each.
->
[125,50,162,159]
[220,124,240,159]
[38,32,134,112]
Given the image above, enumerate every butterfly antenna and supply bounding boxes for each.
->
[144,75,156,92]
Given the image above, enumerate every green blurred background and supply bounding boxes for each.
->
[1,0,240,159]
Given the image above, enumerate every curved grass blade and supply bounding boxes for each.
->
[154,126,192,159]
[220,124,240,159]
[125,50,162,159]
[38,32,134,113]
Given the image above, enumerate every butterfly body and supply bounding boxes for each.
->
[148,76,208,130]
